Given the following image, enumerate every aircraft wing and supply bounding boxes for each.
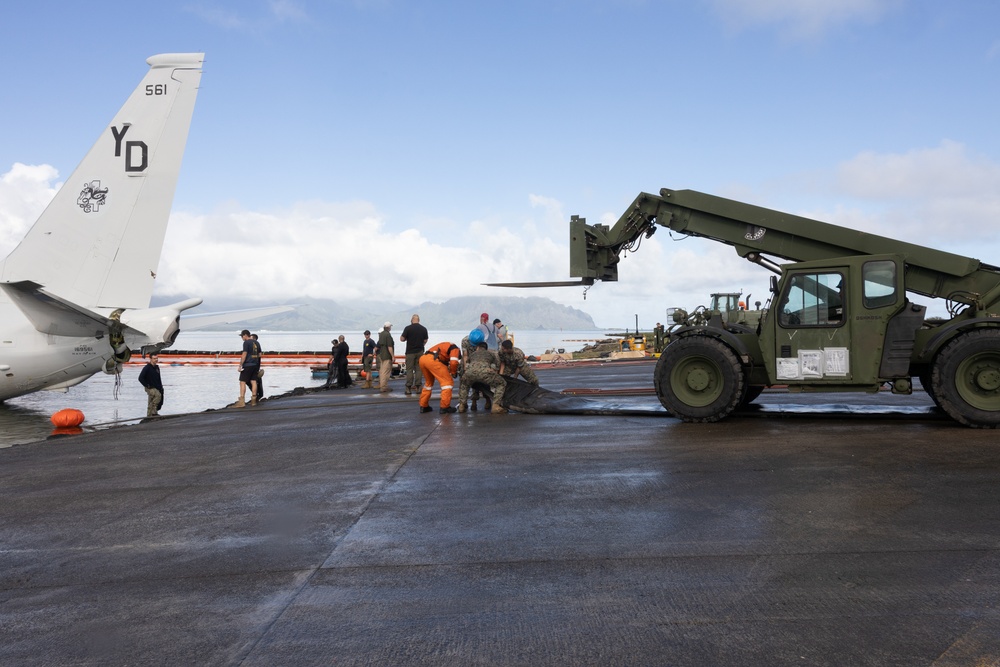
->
[180,305,296,331]
[0,281,145,338]
[483,279,595,288]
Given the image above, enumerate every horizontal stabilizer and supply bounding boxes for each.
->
[181,305,296,331]
[0,281,143,338]
[483,279,596,288]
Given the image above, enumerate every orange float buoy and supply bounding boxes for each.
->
[51,408,85,428]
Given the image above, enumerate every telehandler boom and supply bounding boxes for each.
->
[569,188,1000,427]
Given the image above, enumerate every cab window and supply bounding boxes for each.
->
[778,272,845,327]
[863,260,897,309]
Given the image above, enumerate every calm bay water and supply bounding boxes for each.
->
[0,330,608,447]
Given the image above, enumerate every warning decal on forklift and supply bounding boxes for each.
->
[824,348,849,376]
[776,348,851,380]
[800,351,823,378]
[777,357,800,380]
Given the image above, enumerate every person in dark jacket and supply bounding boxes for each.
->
[325,338,340,389]
[399,313,429,396]
[138,353,164,417]
[235,329,261,407]
[336,335,353,388]
[361,330,376,388]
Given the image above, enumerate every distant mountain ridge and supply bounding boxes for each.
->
[153,294,598,331]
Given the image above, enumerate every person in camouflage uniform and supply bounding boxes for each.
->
[498,339,539,386]
[460,333,490,411]
[458,341,506,414]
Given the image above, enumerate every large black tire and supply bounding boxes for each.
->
[916,370,941,409]
[930,329,1000,428]
[654,336,745,422]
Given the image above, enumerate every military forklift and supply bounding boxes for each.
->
[559,188,1000,427]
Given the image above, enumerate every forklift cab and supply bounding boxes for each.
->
[760,255,906,385]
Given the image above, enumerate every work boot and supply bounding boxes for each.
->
[250,397,258,406]
[491,405,507,414]
[439,406,457,414]
[419,406,433,414]
[405,388,412,396]
[470,401,478,411]
[364,381,372,389]
[458,403,467,413]
[484,397,493,411]
[229,399,245,408]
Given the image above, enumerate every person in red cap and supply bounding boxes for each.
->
[475,313,497,350]
[418,341,462,414]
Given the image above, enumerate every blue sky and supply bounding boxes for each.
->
[2,0,999,328]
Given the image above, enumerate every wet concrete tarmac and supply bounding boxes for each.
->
[1,360,999,666]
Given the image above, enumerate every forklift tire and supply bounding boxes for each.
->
[917,370,941,409]
[654,336,745,422]
[931,329,1000,428]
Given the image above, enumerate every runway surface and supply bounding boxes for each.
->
[2,360,998,666]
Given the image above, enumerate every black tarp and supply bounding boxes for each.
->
[492,377,667,416]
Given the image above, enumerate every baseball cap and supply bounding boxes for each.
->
[384,321,392,328]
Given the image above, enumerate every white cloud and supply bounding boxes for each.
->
[158,198,571,307]
[0,163,60,256]
[528,193,564,222]
[196,195,749,327]
[837,140,1000,199]
[708,0,902,38]
[832,141,1000,244]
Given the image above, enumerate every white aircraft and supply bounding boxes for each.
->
[0,53,285,403]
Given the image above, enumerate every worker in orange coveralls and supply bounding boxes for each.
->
[418,341,462,414]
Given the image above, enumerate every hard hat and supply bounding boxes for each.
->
[469,329,485,345]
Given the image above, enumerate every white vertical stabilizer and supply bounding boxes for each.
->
[0,53,204,310]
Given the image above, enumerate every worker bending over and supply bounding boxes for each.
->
[419,341,462,414]
[459,341,506,414]
[498,340,538,386]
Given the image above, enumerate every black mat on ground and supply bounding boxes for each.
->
[496,377,666,415]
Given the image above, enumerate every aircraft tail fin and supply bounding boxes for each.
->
[0,53,204,310]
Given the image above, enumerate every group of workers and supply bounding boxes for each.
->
[416,312,540,415]
[138,314,541,418]
[327,312,540,415]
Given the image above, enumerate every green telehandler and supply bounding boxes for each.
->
[499,188,1000,427]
